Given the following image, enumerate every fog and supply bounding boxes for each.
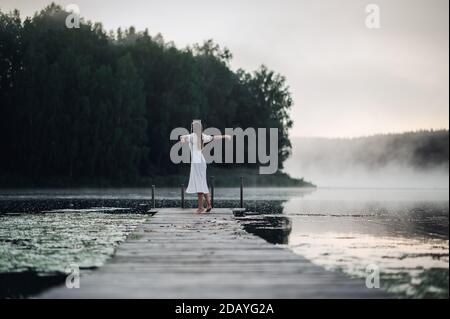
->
[284,131,449,188]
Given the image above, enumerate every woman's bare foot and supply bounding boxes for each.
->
[196,208,205,214]
[206,206,212,212]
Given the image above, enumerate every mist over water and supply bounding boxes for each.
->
[286,161,448,188]
[284,132,449,188]
[281,132,449,297]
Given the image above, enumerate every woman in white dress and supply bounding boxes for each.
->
[180,120,230,213]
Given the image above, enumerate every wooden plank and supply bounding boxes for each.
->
[38,208,389,298]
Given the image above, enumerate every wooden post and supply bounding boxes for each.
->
[181,184,185,208]
[240,176,244,208]
[151,185,155,208]
[211,176,215,208]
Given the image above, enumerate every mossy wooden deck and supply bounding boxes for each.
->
[39,208,388,298]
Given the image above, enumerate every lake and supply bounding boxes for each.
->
[0,187,448,298]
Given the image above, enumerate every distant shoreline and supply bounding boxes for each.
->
[0,168,316,189]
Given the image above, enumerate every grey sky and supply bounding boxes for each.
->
[1,0,448,137]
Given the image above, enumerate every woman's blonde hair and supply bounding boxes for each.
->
[191,120,203,150]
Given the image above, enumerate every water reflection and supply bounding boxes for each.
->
[0,271,66,298]
[282,188,449,298]
[0,188,448,298]
[236,214,292,244]
[220,188,449,298]
[0,187,317,201]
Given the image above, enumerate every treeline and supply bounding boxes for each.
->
[0,4,294,186]
[349,130,449,170]
[289,130,449,171]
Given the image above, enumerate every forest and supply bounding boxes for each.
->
[285,129,448,188]
[0,4,306,187]
[289,130,449,171]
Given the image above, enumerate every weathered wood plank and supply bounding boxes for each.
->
[38,208,389,298]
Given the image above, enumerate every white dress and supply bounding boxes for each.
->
[185,133,213,194]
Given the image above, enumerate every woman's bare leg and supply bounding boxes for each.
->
[196,193,205,213]
[204,193,212,211]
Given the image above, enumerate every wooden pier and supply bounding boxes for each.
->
[38,208,388,298]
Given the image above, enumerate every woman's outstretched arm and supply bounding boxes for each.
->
[202,134,231,144]
[212,135,231,141]
[180,134,190,143]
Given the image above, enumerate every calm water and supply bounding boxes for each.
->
[282,188,449,298]
[0,187,448,298]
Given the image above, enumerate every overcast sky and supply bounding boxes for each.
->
[1,0,448,137]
